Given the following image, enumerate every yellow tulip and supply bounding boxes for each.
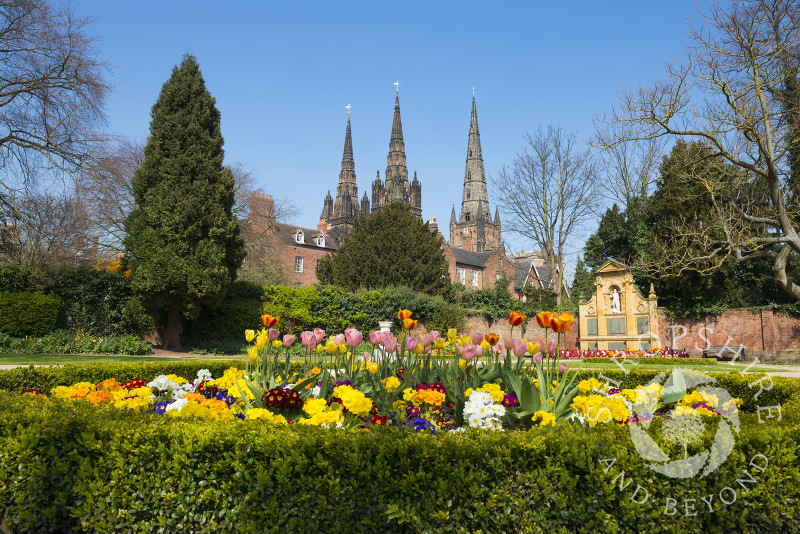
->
[245,329,256,343]
[434,338,447,349]
[315,344,323,354]
[272,340,283,349]
[247,346,259,362]
[255,334,267,351]
[459,334,472,346]
[325,337,339,354]
[459,359,467,370]
[481,339,491,351]
[527,341,540,355]
[414,343,423,354]
[447,328,458,342]
[367,362,379,374]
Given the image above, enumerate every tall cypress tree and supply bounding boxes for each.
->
[125,55,245,349]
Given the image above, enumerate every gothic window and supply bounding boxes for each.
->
[465,213,470,221]
[295,231,304,243]
[295,256,303,273]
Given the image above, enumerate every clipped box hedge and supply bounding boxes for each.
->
[0,292,62,337]
[0,394,798,533]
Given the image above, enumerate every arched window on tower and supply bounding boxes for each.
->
[465,212,471,222]
[467,191,471,199]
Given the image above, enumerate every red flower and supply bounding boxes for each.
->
[261,314,280,327]
[508,311,527,326]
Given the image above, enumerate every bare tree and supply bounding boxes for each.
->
[0,0,108,207]
[0,188,94,265]
[78,138,264,253]
[592,128,667,209]
[596,0,800,300]
[493,123,599,304]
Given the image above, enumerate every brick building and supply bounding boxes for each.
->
[242,192,336,287]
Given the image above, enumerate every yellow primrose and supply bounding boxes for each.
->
[245,329,256,342]
[366,362,379,374]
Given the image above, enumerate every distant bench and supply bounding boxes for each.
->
[702,345,746,361]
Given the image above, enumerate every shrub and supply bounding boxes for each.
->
[0,393,797,533]
[582,357,717,365]
[0,292,62,337]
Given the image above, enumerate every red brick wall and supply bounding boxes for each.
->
[282,244,332,287]
[463,315,579,347]
[657,308,800,360]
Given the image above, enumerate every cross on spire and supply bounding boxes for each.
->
[472,86,475,96]
[346,104,351,116]
[394,80,400,93]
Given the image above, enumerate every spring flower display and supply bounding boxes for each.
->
[21,308,727,436]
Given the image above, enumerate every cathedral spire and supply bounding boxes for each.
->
[460,93,489,224]
[386,86,408,196]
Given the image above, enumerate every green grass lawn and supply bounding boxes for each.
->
[0,353,246,365]
[0,353,778,373]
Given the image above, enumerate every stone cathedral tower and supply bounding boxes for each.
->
[371,86,422,218]
[320,107,363,245]
[450,94,501,252]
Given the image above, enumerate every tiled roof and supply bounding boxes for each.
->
[275,223,337,251]
[451,247,494,268]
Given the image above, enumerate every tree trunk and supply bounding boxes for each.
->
[162,294,183,351]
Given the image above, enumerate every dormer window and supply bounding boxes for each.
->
[317,235,325,247]
[295,230,304,243]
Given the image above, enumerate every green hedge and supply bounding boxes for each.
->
[0,394,797,533]
[0,292,62,337]
[582,357,717,366]
[0,330,153,356]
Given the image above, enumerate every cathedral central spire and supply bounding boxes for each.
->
[321,107,363,244]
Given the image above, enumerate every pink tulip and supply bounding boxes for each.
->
[283,334,296,347]
[503,337,515,351]
[513,340,527,357]
[268,328,280,341]
[334,333,345,346]
[559,363,567,374]
[369,330,382,345]
[471,332,484,345]
[492,344,502,356]
[313,328,326,343]
[538,337,557,354]
[345,329,363,347]
[463,344,479,361]
[381,331,395,346]
[429,330,441,342]
[384,337,398,353]
[362,351,371,362]
[301,331,315,347]
[454,342,464,356]
[422,344,431,354]
[531,352,543,364]
[420,334,431,347]
[405,336,418,351]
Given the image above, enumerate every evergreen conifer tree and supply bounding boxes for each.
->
[124,55,245,349]
[317,202,450,295]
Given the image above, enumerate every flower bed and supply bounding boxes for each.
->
[560,348,689,359]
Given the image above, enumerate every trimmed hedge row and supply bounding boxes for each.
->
[0,363,796,416]
[0,292,62,337]
[0,394,798,533]
[0,330,153,356]
[582,357,717,366]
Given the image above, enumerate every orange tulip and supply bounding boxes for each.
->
[398,309,412,320]
[508,311,527,326]
[261,314,279,327]
[403,318,418,330]
[550,316,563,332]
[484,333,500,346]
[536,311,554,329]
[554,312,575,332]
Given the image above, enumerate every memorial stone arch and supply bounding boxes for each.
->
[578,260,659,351]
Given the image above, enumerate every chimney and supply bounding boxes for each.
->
[317,219,329,232]
[427,216,438,234]
[249,191,275,231]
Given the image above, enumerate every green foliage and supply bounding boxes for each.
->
[0,391,797,533]
[0,292,61,337]
[0,263,152,337]
[124,54,245,344]
[0,330,153,355]
[317,202,450,296]
[571,258,595,305]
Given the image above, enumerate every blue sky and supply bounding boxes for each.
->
[74,0,706,271]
